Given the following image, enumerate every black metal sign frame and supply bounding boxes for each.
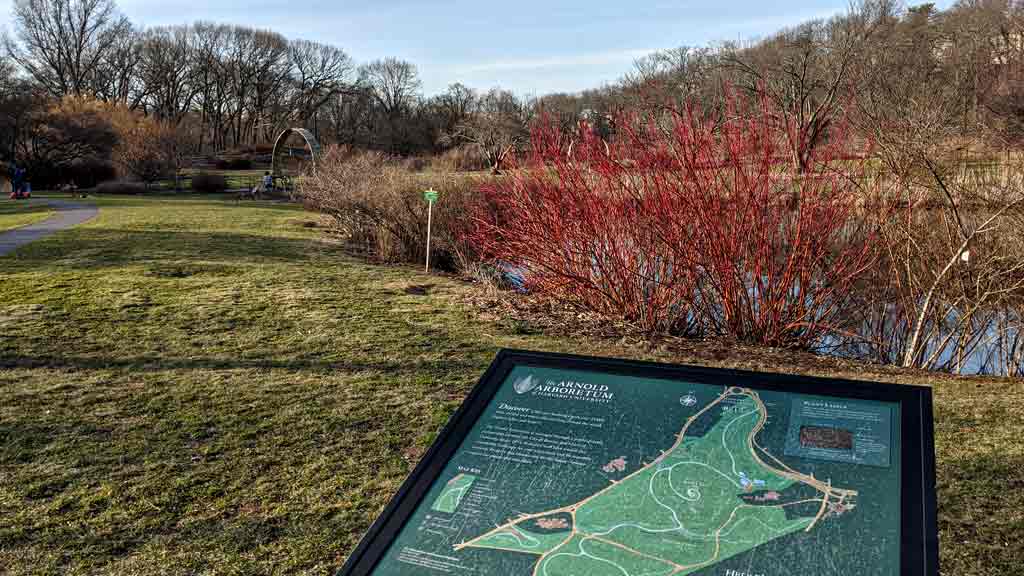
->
[337,349,938,576]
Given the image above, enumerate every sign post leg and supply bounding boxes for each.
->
[425,201,433,273]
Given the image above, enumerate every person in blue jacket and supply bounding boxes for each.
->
[9,164,24,197]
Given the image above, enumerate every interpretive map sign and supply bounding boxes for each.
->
[338,350,938,576]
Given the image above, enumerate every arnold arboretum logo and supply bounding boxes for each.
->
[513,374,539,394]
[510,374,615,403]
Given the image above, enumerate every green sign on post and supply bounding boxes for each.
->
[423,189,439,273]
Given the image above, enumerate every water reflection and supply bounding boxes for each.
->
[830,299,1024,376]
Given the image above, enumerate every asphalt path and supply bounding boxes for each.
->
[0,198,98,256]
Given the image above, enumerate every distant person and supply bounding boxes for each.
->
[9,165,26,198]
[12,165,23,194]
[261,171,273,196]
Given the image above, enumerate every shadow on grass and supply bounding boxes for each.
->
[2,227,327,269]
[35,192,273,205]
[0,202,55,217]
[0,352,484,376]
[0,353,390,373]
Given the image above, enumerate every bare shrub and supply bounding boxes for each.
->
[215,157,253,170]
[96,180,147,194]
[63,158,117,188]
[102,104,186,183]
[191,172,227,193]
[398,156,430,173]
[300,146,484,270]
[433,146,490,172]
[845,164,1024,372]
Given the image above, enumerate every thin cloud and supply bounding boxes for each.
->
[447,7,842,78]
[453,48,656,75]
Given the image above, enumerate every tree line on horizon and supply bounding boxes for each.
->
[2,0,1024,182]
[0,0,538,174]
[559,0,1024,171]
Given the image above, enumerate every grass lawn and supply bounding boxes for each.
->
[0,201,54,232]
[0,194,1020,575]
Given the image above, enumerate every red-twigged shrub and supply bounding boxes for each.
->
[470,125,700,335]
[468,90,883,347]
[656,94,881,348]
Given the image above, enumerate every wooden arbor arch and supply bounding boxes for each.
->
[271,128,321,182]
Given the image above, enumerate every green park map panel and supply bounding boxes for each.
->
[370,367,902,576]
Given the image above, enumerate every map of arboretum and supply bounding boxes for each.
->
[370,368,901,576]
[455,387,857,575]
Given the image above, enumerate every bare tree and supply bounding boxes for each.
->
[0,57,21,162]
[360,57,421,152]
[361,57,421,117]
[190,22,231,151]
[433,83,476,137]
[624,45,725,112]
[324,85,376,149]
[442,88,530,173]
[139,26,198,123]
[4,0,131,97]
[0,57,14,89]
[286,40,356,138]
[245,29,290,144]
[946,0,1024,146]
[851,2,968,180]
[723,9,880,172]
[91,23,146,108]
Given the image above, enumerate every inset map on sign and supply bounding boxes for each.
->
[784,397,894,467]
[431,473,477,514]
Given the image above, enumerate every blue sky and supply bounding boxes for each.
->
[0,0,948,97]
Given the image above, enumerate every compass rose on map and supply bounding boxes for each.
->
[679,392,698,407]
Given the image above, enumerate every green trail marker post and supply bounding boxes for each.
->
[423,189,439,273]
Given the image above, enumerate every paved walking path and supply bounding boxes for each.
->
[0,199,98,256]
